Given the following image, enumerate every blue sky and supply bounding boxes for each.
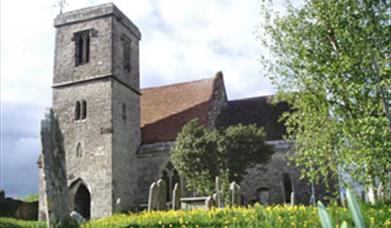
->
[0,0,291,197]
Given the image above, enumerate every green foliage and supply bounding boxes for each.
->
[0,217,46,228]
[21,194,38,203]
[317,189,367,228]
[170,119,273,196]
[82,204,390,228]
[259,0,391,188]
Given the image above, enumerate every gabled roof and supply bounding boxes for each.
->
[140,74,220,143]
[215,96,289,140]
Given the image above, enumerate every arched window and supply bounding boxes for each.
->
[283,173,293,203]
[81,100,87,119]
[76,143,83,157]
[75,101,81,120]
[160,162,181,202]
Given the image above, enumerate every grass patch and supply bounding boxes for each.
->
[0,217,45,228]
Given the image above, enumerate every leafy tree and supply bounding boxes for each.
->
[259,0,391,189]
[170,119,273,195]
[21,194,38,202]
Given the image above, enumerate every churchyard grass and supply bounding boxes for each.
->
[84,204,390,228]
[0,217,46,227]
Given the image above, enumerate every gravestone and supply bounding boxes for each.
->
[70,211,86,224]
[215,176,221,207]
[290,192,295,206]
[157,179,167,210]
[205,196,216,210]
[147,182,158,211]
[377,182,384,202]
[229,181,241,206]
[172,183,181,210]
[40,108,70,225]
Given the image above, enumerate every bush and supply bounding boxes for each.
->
[83,204,390,228]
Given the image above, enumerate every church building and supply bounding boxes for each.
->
[38,3,312,220]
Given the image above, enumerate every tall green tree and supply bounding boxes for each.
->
[170,119,273,195]
[259,0,391,189]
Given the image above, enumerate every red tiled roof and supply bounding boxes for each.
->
[140,75,218,143]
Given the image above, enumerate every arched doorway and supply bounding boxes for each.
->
[74,184,91,219]
[283,173,293,203]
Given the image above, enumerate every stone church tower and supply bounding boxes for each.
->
[40,3,141,219]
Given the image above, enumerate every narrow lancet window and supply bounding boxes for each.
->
[81,100,87,119]
[75,101,81,120]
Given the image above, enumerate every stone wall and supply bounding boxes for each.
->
[240,140,312,205]
[53,80,114,218]
[136,142,174,206]
[112,79,140,212]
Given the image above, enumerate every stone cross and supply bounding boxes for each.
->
[172,183,181,210]
[157,179,167,210]
[40,108,71,225]
[147,182,158,211]
[229,181,241,206]
[215,176,221,207]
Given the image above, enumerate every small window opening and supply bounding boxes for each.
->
[122,104,127,121]
[81,100,87,119]
[75,101,81,120]
[76,143,83,157]
[121,35,131,72]
[74,30,90,66]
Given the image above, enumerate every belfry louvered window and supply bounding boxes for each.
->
[74,30,90,66]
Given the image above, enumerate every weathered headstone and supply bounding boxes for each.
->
[157,179,167,210]
[205,196,216,210]
[377,182,384,202]
[215,176,221,207]
[229,181,241,206]
[40,108,71,225]
[70,211,86,224]
[147,182,158,211]
[172,183,181,210]
[290,192,295,206]
[367,187,376,205]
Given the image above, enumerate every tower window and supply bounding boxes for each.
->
[122,103,127,121]
[121,35,131,72]
[76,142,83,157]
[81,100,87,119]
[75,101,81,120]
[74,30,90,66]
[75,100,87,121]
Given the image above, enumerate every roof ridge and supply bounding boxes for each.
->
[141,71,224,91]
